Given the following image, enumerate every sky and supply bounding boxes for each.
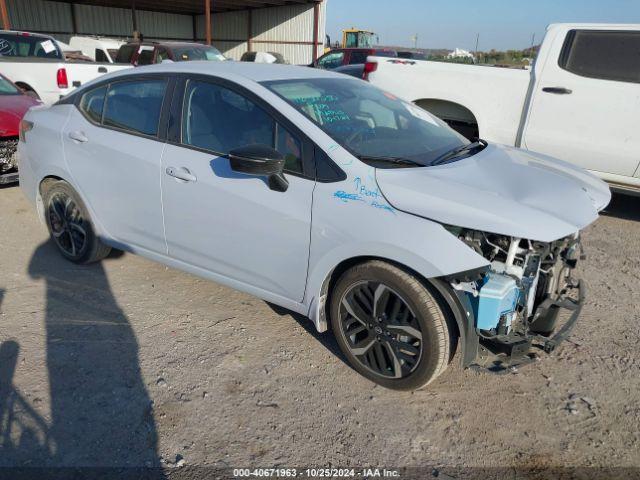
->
[325,0,640,51]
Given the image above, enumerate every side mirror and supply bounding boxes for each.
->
[228,144,289,192]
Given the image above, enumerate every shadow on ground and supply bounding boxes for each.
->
[602,193,640,222]
[265,302,351,371]
[0,242,166,478]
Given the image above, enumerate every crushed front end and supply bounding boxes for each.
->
[0,136,19,185]
[446,228,585,371]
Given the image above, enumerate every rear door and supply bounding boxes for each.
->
[62,75,171,253]
[160,76,316,301]
[523,27,640,177]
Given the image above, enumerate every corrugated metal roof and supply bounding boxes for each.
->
[46,0,322,15]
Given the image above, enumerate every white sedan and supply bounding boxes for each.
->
[18,62,611,390]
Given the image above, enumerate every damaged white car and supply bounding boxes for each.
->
[18,63,611,390]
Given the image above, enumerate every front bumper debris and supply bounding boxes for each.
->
[0,138,19,185]
[471,280,585,372]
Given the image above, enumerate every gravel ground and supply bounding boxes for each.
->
[1,185,639,478]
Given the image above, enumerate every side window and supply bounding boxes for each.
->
[79,85,108,123]
[181,80,303,174]
[317,51,344,69]
[560,30,640,84]
[103,79,167,136]
[95,49,108,62]
[349,51,368,64]
[156,48,169,63]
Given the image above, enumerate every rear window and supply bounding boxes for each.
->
[171,45,225,62]
[115,45,136,63]
[559,30,640,84]
[0,33,63,60]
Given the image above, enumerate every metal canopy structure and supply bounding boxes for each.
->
[44,0,321,15]
[0,0,325,62]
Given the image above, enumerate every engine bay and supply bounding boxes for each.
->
[447,227,583,366]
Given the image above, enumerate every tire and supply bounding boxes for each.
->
[42,180,111,264]
[329,260,452,390]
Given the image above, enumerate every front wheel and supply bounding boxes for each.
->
[330,261,452,390]
[42,180,111,264]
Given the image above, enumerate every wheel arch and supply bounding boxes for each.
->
[414,98,480,140]
[14,81,40,98]
[309,255,472,365]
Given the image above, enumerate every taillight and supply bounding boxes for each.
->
[56,68,68,89]
[363,61,378,80]
[19,119,34,143]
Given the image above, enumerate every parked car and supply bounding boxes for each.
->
[115,41,226,66]
[0,30,130,104]
[68,36,125,63]
[0,73,40,184]
[313,47,396,70]
[366,23,640,195]
[19,62,610,390]
[240,51,287,64]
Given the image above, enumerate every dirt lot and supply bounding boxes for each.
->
[1,184,639,478]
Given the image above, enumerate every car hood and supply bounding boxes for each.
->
[375,144,612,242]
[0,94,40,136]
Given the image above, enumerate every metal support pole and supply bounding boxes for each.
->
[0,0,10,30]
[312,1,320,63]
[247,9,253,52]
[205,0,212,46]
[132,0,139,40]
[70,3,78,34]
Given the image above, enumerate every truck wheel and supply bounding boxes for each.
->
[329,260,452,390]
[42,180,111,264]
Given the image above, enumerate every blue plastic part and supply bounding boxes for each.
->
[468,273,520,331]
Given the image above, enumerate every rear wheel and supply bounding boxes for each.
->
[42,180,111,264]
[330,260,452,390]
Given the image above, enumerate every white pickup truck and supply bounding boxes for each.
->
[0,30,130,104]
[367,23,640,194]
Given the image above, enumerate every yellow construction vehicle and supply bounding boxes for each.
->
[324,28,378,52]
[342,28,377,48]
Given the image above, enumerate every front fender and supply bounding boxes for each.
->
[304,176,489,332]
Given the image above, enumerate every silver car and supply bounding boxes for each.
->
[18,62,611,390]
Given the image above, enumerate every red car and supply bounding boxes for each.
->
[0,74,41,184]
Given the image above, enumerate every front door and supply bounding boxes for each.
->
[160,78,315,301]
[62,77,169,253]
[523,28,640,177]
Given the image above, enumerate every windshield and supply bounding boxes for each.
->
[0,75,20,95]
[172,46,225,62]
[262,78,470,167]
[0,33,63,60]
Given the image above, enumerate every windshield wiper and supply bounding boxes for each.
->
[431,140,487,166]
[357,155,423,168]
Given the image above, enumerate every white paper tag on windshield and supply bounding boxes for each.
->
[406,103,439,126]
[41,40,56,54]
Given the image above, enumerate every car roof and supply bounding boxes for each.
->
[105,60,349,83]
[123,41,213,48]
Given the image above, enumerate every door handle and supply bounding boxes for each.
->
[98,66,107,73]
[166,166,197,183]
[542,87,572,95]
[68,131,88,143]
